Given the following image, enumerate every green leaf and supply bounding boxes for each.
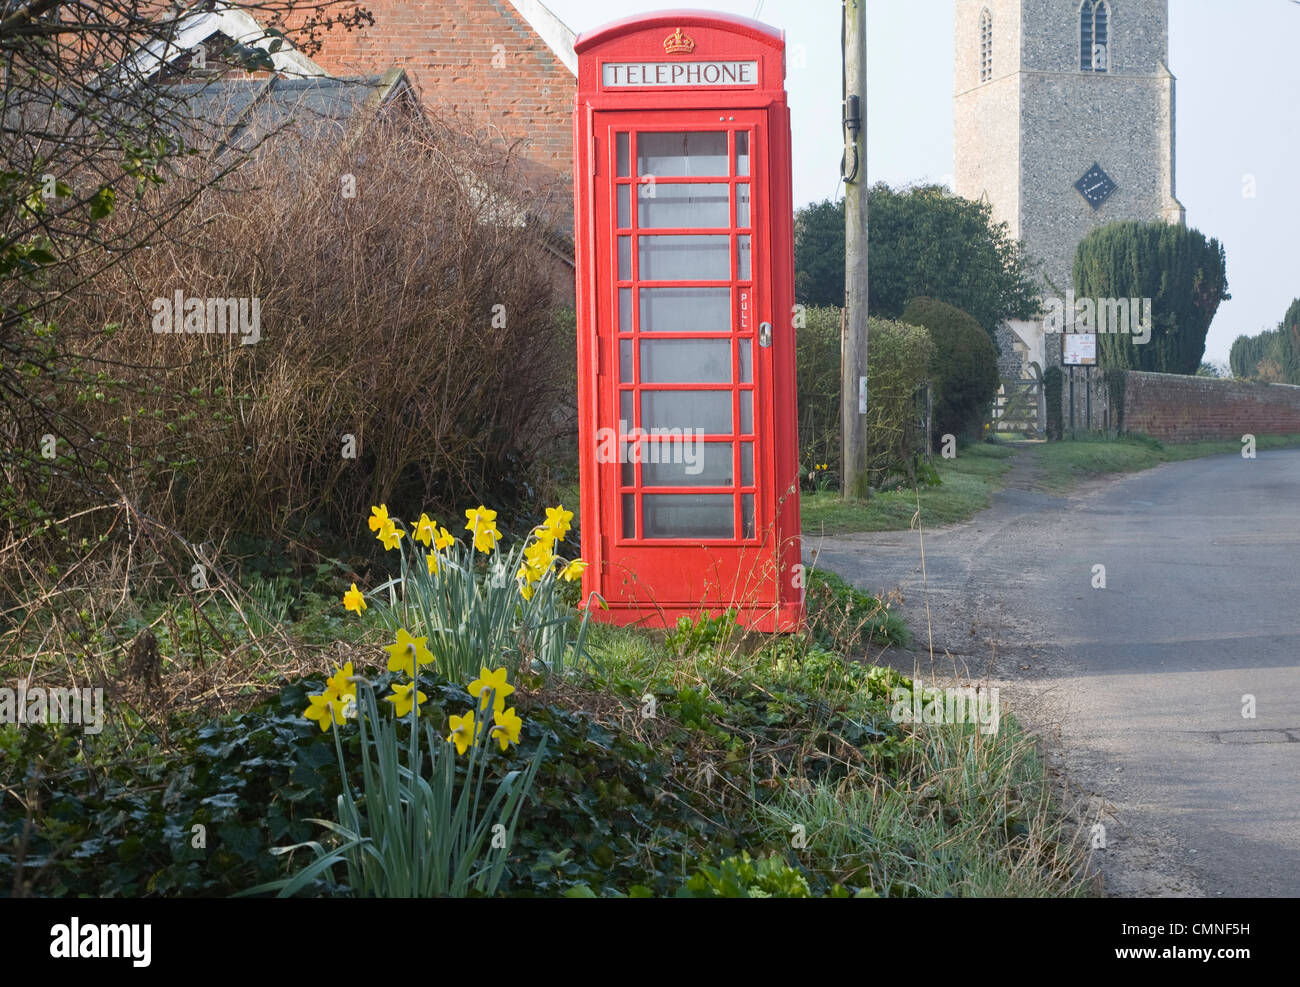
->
[88,186,116,220]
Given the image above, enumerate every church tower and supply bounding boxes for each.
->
[954,0,1184,374]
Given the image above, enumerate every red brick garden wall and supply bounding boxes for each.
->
[1117,372,1300,441]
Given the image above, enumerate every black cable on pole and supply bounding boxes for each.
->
[840,0,859,184]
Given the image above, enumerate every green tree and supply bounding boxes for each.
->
[1229,331,1279,379]
[1280,299,1300,383]
[793,185,1040,337]
[793,199,847,306]
[1073,221,1229,375]
[1231,301,1300,382]
[900,297,1000,442]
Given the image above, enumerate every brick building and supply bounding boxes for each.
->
[297,0,578,215]
[138,1,582,296]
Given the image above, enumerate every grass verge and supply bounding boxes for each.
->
[1035,432,1300,492]
[2,556,1093,898]
[801,442,1019,536]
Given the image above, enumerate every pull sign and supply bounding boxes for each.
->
[758,322,772,348]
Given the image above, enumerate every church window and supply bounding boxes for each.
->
[1080,1,1110,72]
[980,9,993,82]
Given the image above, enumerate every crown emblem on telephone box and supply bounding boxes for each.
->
[663,27,696,55]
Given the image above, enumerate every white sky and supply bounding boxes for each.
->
[543,0,1300,363]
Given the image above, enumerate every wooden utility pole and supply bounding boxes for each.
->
[841,0,869,500]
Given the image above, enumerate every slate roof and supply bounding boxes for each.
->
[161,71,412,153]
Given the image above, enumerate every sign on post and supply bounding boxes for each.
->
[1063,333,1098,366]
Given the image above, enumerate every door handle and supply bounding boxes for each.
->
[758,322,772,348]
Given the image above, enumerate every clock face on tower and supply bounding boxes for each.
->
[1075,163,1117,209]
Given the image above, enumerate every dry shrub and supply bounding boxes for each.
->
[23,103,569,554]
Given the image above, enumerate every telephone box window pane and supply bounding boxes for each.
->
[642,494,734,539]
[619,288,632,331]
[617,184,631,228]
[640,287,730,332]
[639,183,729,228]
[620,390,633,425]
[637,131,727,177]
[740,391,753,434]
[619,339,633,382]
[735,132,750,176]
[641,390,731,434]
[742,494,755,538]
[640,339,731,383]
[616,132,630,177]
[618,236,632,280]
[736,183,750,227]
[639,235,729,281]
[642,442,733,487]
[737,235,751,280]
[740,442,754,486]
[622,494,636,538]
[621,459,634,487]
[738,339,752,382]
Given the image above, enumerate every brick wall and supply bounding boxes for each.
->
[1060,368,1300,440]
[291,0,575,187]
[1124,373,1300,441]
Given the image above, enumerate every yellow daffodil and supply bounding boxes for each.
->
[468,665,514,713]
[434,525,455,551]
[560,559,588,583]
[413,513,437,547]
[368,504,391,533]
[304,686,347,732]
[385,680,428,717]
[343,583,367,615]
[524,537,554,572]
[386,627,434,677]
[465,505,500,554]
[377,522,405,551]
[448,709,477,755]
[518,538,559,601]
[544,505,574,542]
[491,706,523,751]
[426,551,440,576]
[517,566,543,599]
[325,661,357,702]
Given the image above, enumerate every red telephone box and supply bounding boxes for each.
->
[573,11,803,633]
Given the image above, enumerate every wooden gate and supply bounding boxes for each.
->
[993,377,1041,435]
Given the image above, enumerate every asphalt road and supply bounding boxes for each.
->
[806,446,1300,897]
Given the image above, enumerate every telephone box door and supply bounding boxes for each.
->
[591,109,782,618]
